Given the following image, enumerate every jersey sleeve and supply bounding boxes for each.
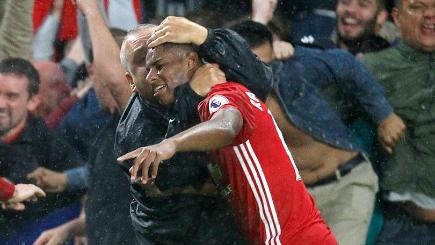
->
[198,83,256,145]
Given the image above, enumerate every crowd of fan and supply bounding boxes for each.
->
[0,0,433,244]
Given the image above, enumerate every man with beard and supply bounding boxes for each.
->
[334,0,390,55]
[115,17,273,244]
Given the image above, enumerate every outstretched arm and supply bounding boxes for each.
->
[117,107,243,184]
[76,0,131,112]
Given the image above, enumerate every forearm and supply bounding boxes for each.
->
[0,0,34,60]
[61,215,86,237]
[298,47,393,123]
[82,7,131,112]
[32,14,61,60]
[170,108,242,152]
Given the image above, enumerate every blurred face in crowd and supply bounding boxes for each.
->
[123,26,158,104]
[336,0,387,40]
[393,0,435,52]
[0,74,39,136]
[33,61,70,117]
[145,44,199,106]
[252,42,274,64]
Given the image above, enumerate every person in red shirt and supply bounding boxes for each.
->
[118,42,337,244]
[0,177,46,210]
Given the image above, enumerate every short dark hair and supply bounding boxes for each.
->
[0,58,40,96]
[230,20,273,49]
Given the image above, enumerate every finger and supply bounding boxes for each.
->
[117,148,142,162]
[33,233,50,245]
[130,149,149,180]
[147,32,171,48]
[147,25,169,44]
[10,202,26,211]
[141,151,157,184]
[151,155,162,179]
[33,186,47,197]
[47,236,63,245]
[380,139,393,154]
[27,168,43,180]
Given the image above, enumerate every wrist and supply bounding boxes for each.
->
[252,14,270,25]
[59,173,68,192]
[194,26,208,46]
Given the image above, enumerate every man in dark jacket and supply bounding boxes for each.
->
[116,17,273,244]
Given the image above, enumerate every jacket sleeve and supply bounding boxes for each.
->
[198,28,274,101]
[0,177,15,201]
[294,46,393,124]
[0,0,34,60]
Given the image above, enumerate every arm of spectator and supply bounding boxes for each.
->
[295,47,406,152]
[76,0,131,112]
[60,38,86,86]
[147,16,274,101]
[296,47,394,124]
[27,165,90,193]
[1,178,46,210]
[0,0,34,60]
[273,40,294,60]
[117,107,243,185]
[32,0,65,61]
[33,213,86,245]
[0,177,15,202]
[251,0,278,25]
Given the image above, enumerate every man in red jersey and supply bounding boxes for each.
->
[118,42,337,245]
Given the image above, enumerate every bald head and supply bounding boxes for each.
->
[120,24,157,72]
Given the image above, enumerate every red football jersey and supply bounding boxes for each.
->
[198,82,336,245]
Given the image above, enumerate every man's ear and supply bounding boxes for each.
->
[27,94,41,112]
[391,7,401,29]
[376,9,388,26]
[186,51,200,71]
[125,72,137,92]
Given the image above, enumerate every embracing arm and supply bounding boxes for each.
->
[117,107,243,183]
[294,47,405,153]
[147,16,273,101]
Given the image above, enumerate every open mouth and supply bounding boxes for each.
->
[343,17,358,25]
[153,84,167,97]
[421,23,435,35]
